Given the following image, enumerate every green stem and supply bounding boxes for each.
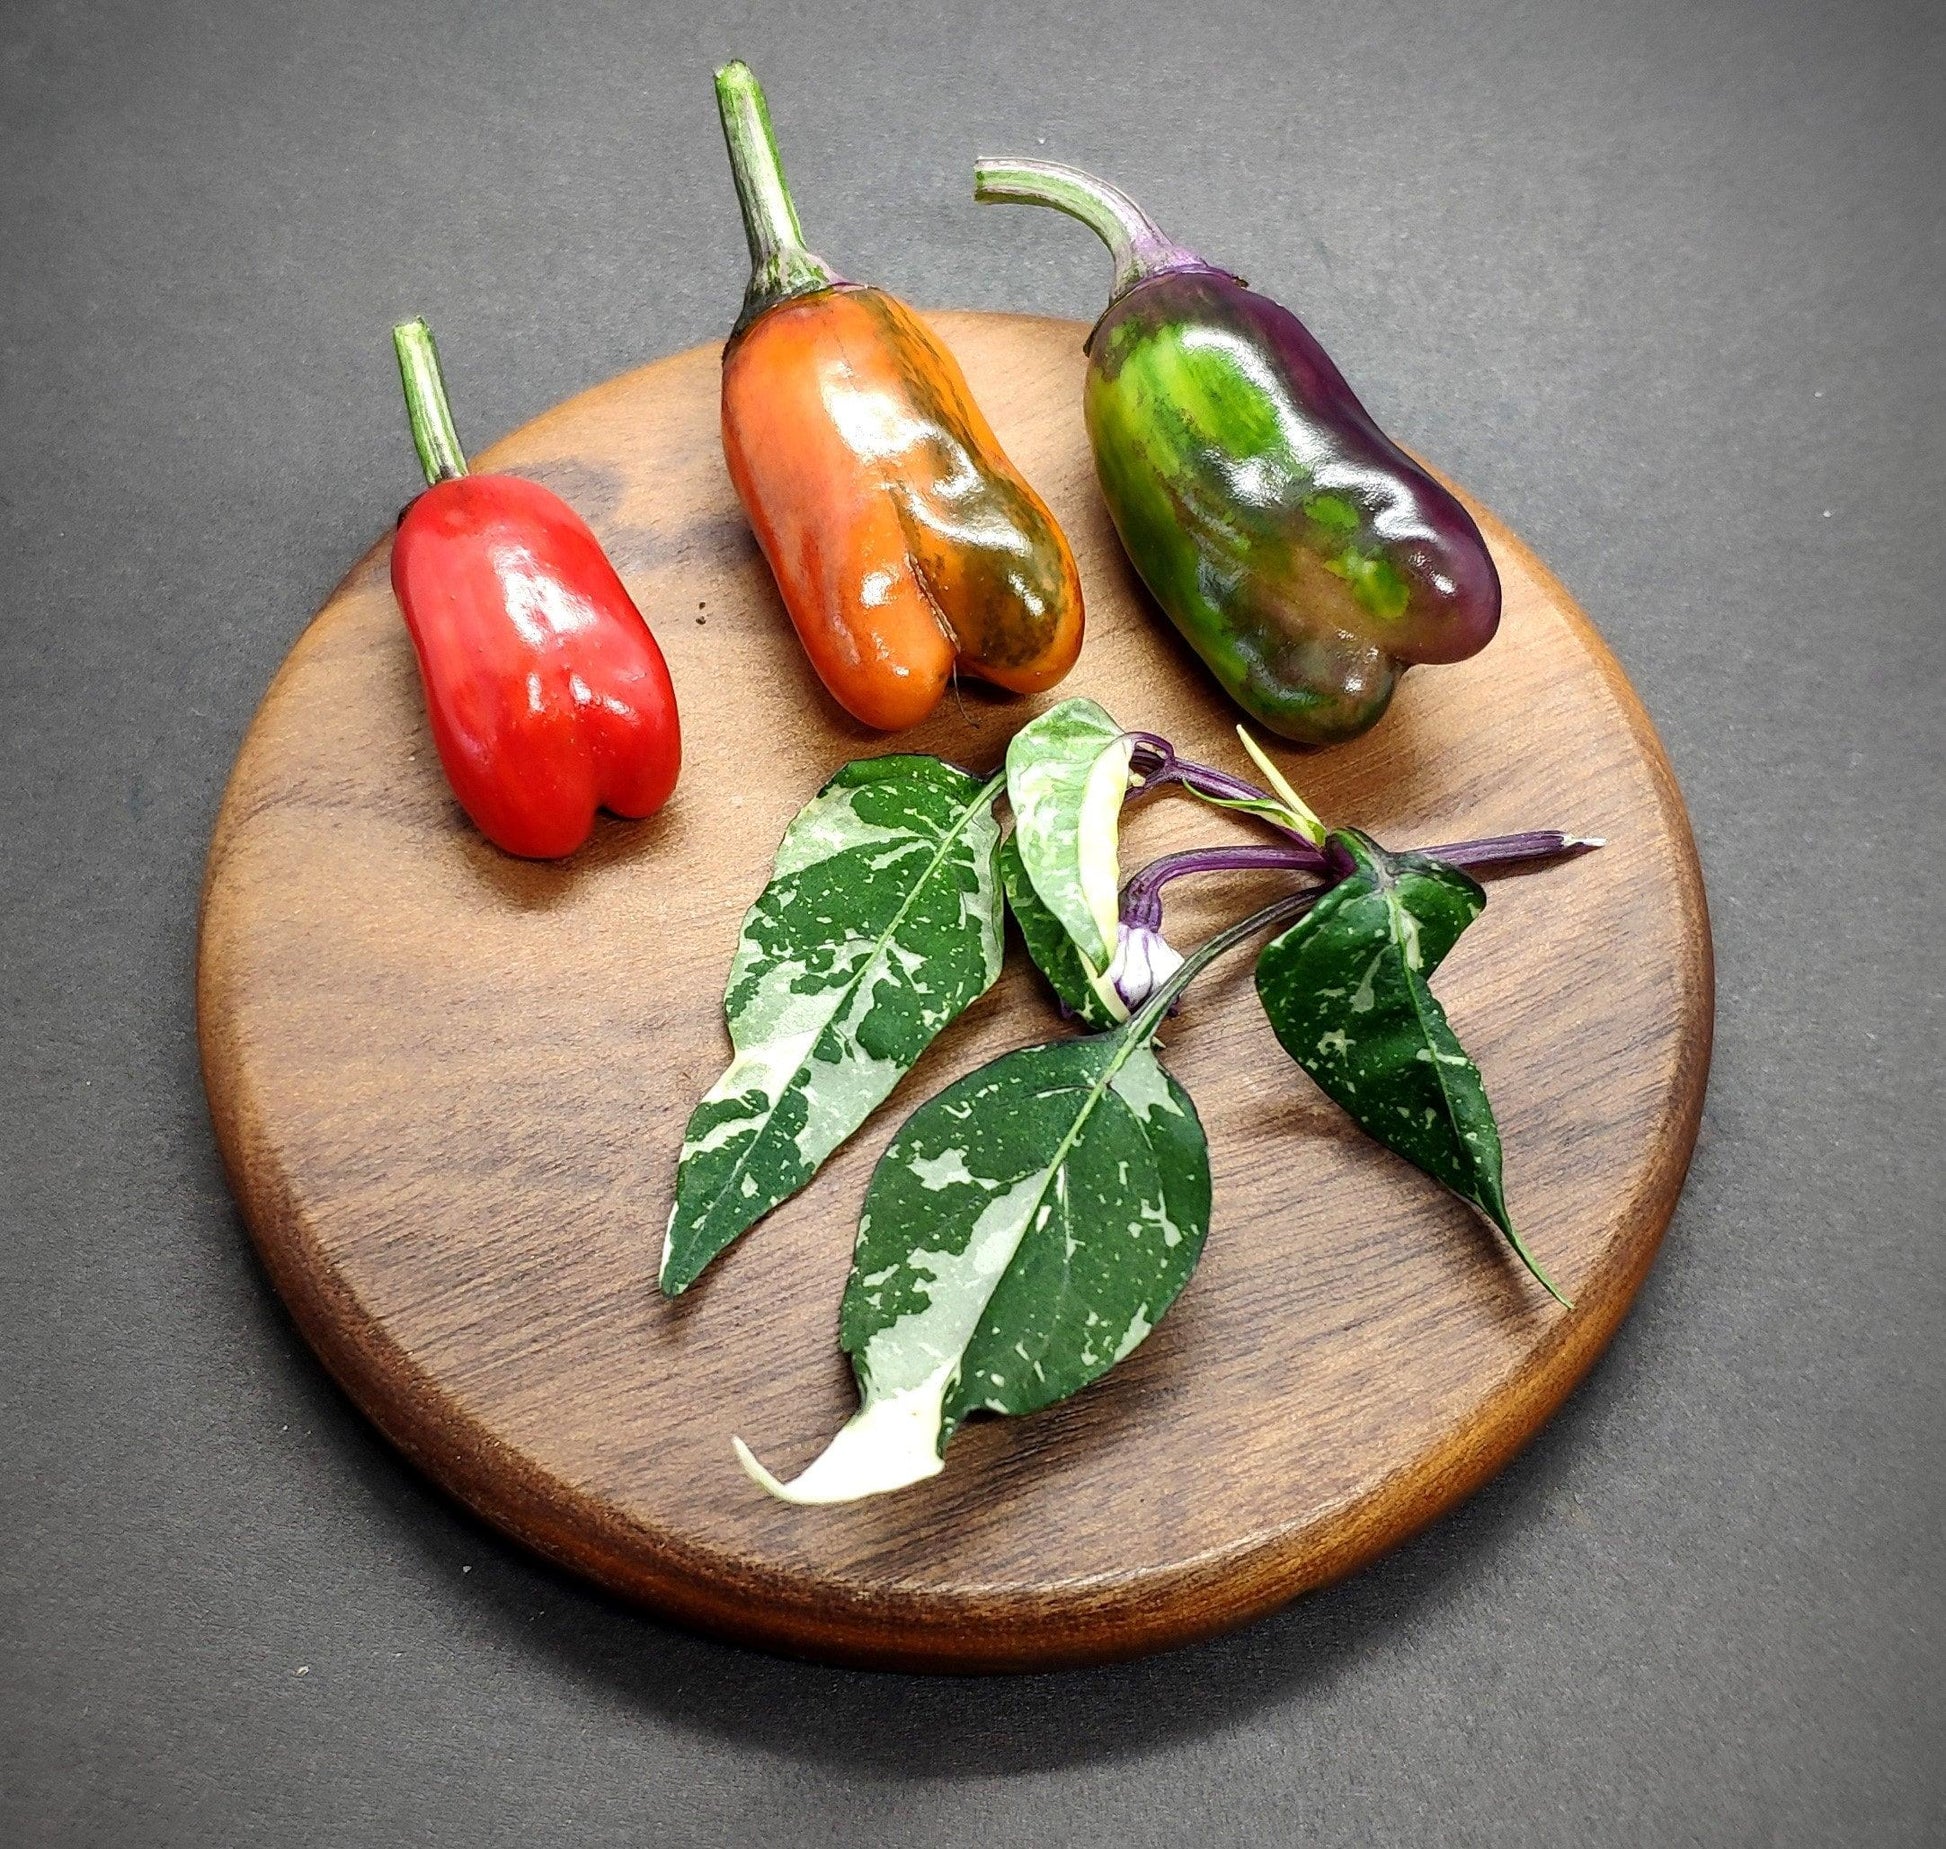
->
[391,318,468,486]
[1124,888,1321,1048]
[715,60,839,333]
[972,157,1201,302]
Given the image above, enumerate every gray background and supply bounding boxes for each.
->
[2,0,1939,1841]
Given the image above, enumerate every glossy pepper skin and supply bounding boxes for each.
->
[974,161,1500,746]
[389,320,680,859]
[715,63,1082,732]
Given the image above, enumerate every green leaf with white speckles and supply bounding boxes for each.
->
[998,832,1124,1029]
[1255,828,1570,1305]
[660,755,1005,1297]
[734,1016,1210,1504]
[1005,697,1134,972]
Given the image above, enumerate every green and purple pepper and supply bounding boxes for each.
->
[973,159,1500,745]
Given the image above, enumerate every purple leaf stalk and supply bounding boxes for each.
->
[1109,725,1604,1012]
[1125,732,1331,865]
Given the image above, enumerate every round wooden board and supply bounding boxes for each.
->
[197,311,1711,1672]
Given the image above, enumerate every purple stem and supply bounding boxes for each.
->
[1117,729,1600,934]
[1417,830,1605,870]
[1121,844,1321,930]
[1125,733,1331,868]
[1120,830,1601,932]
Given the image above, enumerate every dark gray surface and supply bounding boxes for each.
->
[3,0,1940,1841]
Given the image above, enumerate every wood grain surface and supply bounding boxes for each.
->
[196,311,1712,1672]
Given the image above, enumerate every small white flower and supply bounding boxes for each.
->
[1106,921,1185,1012]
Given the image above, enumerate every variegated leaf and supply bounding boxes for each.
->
[1004,697,1134,972]
[1255,828,1570,1304]
[998,831,1124,1029]
[734,1025,1210,1504]
[660,755,1004,1296]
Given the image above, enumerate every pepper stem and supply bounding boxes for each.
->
[391,318,468,486]
[973,157,1201,301]
[715,60,839,333]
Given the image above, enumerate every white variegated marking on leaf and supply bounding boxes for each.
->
[909,1148,978,1192]
[1139,1198,1184,1249]
[766,782,909,882]
[732,1363,953,1505]
[1387,891,1426,971]
[867,1167,1052,1394]
[1075,743,1134,953]
[789,977,908,1169]
[739,1175,1058,1502]
[1085,952,1130,1023]
[740,1169,1055,1501]
[660,761,1004,1293]
[1108,1049,1184,1123]
[1112,1306,1154,1362]
[1349,949,1383,1014]
[741,1036,1211,1505]
[1006,698,1134,970]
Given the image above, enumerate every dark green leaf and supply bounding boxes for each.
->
[1255,828,1569,1304]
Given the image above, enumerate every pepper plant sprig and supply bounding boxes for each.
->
[1107,829,1598,1013]
[735,885,1321,1505]
[662,700,1600,1504]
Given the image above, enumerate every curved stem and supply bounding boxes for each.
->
[972,157,1202,301]
[391,318,468,486]
[1126,733,1330,863]
[1119,828,1600,935]
[1127,737,1270,808]
[715,60,839,333]
[1121,844,1320,930]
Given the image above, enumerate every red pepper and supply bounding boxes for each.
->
[388,319,681,859]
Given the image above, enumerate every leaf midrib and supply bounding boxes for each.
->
[1383,879,1558,1293]
[685,769,1005,1244]
[1361,846,1479,1198]
[935,1028,1161,1411]
[1385,885,1480,1188]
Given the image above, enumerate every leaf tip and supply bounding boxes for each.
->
[1482,1193,1574,1308]
[732,1435,792,1499]
[656,1221,689,1297]
[1506,1229,1574,1309]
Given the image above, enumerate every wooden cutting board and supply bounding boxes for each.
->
[197,311,1711,1672]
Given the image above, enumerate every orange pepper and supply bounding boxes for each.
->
[714,63,1083,731]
